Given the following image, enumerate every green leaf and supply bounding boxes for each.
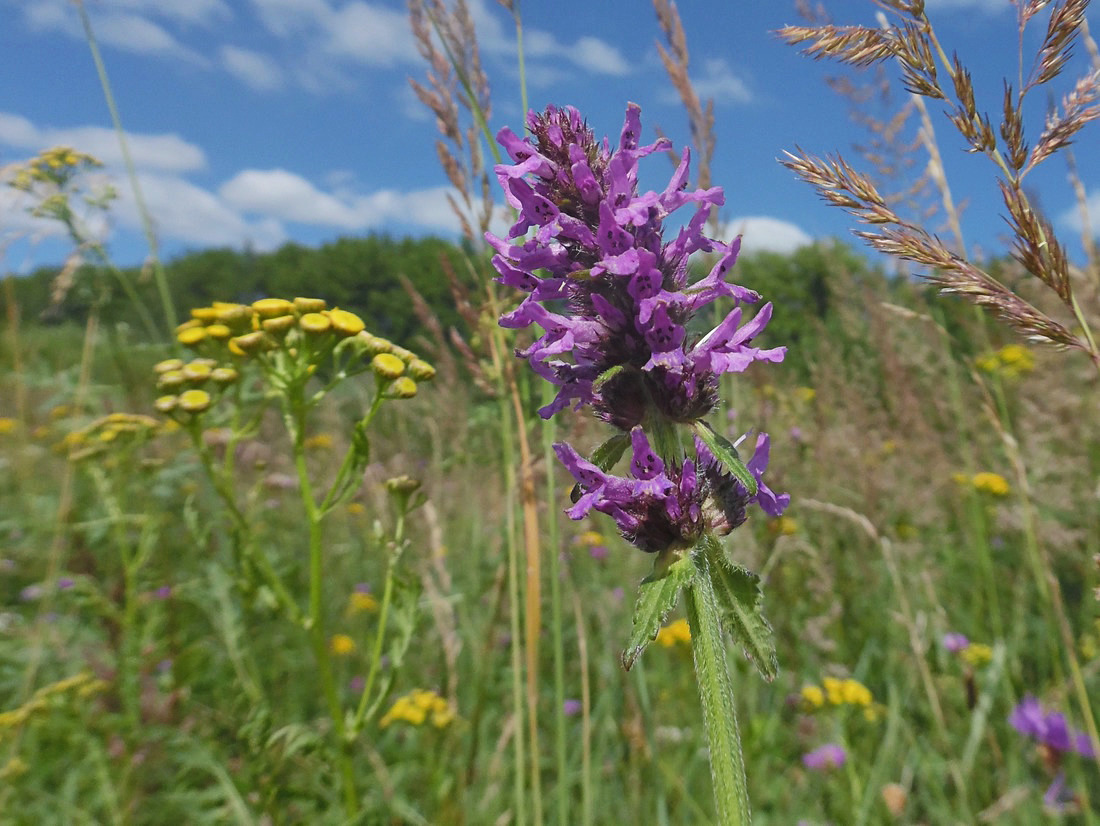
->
[701,536,778,681]
[621,550,696,670]
[693,421,756,496]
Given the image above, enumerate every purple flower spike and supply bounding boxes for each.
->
[488,104,785,429]
[492,103,788,555]
[802,743,846,771]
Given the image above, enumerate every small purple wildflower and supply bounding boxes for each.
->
[349,675,366,693]
[563,699,582,716]
[1009,696,1095,758]
[56,577,75,591]
[354,582,372,594]
[942,632,969,653]
[153,585,172,601]
[588,543,609,561]
[802,743,846,771]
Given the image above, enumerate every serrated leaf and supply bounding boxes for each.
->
[701,536,778,681]
[621,551,696,670]
[693,421,756,496]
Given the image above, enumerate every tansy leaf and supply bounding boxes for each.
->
[700,535,778,681]
[693,421,757,496]
[622,550,696,670]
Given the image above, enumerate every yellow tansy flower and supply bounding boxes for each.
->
[972,472,1010,497]
[800,684,825,710]
[330,634,356,656]
[380,689,453,729]
[348,592,378,615]
[960,643,993,667]
[655,618,691,648]
[0,417,16,435]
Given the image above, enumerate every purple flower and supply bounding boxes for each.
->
[1009,696,1095,758]
[20,584,43,602]
[563,699,582,716]
[491,104,788,555]
[56,577,75,591]
[942,632,970,653]
[488,104,784,427]
[153,585,172,601]
[802,743,846,771]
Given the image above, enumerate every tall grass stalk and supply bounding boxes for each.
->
[75,0,176,337]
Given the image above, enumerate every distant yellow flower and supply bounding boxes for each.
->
[655,618,691,648]
[348,592,378,615]
[820,676,873,708]
[770,516,798,536]
[960,643,993,667]
[380,689,453,729]
[347,502,366,515]
[330,634,356,656]
[795,386,816,403]
[304,433,335,450]
[971,472,1010,497]
[800,684,825,710]
[0,417,16,435]
[577,530,605,547]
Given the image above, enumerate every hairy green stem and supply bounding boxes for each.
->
[685,553,751,826]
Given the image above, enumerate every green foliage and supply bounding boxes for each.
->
[6,234,476,346]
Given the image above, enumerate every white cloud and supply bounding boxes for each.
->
[219,168,466,234]
[1058,190,1100,236]
[723,216,813,255]
[571,36,632,77]
[121,173,286,250]
[323,2,418,65]
[17,2,211,65]
[0,113,207,173]
[657,58,752,107]
[221,46,284,91]
[110,0,233,26]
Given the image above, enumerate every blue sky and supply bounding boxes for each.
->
[2,0,1098,273]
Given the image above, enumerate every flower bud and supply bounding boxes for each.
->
[299,312,332,335]
[205,323,232,341]
[252,298,295,319]
[230,331,266,354]
[356,332,393,355]
[262,314,296,336]
[190,306,219,323]
[157,370,186,390]
[327,308,365,337]
[177,326,207,348]
[389,377,417,399]
[182,361,213,382]
[211,367,239,385]
[178,389,212,414]
[153,358,184,374]
[407,359,436,382]
[371,353,405,379]
[154,395,178,413]
[294,296,327,313]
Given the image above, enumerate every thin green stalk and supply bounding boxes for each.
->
[685,552,750,826]
[75,0,176,337]
[286,400,358,818]
[352,511,404,730]
[542,383,568,826]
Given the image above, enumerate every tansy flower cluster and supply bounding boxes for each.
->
[58,412,162,462]
[952,471,1011,497]
[157,297,436,420]
[379,689,454,729]
[975,343,1035,378]
[800,676,878,719]
[655,618,692,647]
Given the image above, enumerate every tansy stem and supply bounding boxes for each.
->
[685,549,751,826]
